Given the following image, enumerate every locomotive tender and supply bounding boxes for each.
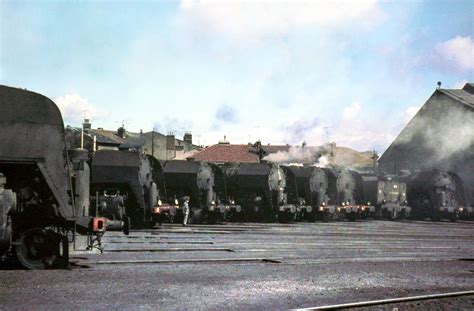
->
[0,85,106,269]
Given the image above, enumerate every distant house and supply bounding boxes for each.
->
[188,138,374,169]
[65,119,201,160]
[379,83,474,204]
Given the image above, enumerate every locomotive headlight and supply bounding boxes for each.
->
[346,201,350,206]
[337,207,341,212]
[361,207,365,211]
[342,202,345,206]
[158,200,162,206]
[319,206,324,211]
[322,202,326,206]
[174,199,179,205]
[211,200,216,205]
[367,201,371,205]
[231,200,235,205]
[459,207,464,212]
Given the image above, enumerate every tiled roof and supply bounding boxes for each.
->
[188,144,259,163]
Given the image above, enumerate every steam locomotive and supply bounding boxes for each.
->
[162,160,224,224]
[0,85,106,269]
[90,149,178,230]
[407,169,467,221]
[360,174,410,219]
[222,163,296,222]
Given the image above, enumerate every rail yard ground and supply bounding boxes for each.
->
[1,221,474,310]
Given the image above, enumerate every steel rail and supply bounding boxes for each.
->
[294,290,474,310]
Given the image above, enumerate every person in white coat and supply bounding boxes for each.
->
[182,196,190,226]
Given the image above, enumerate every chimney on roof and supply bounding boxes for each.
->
[166,132,175,150]
[117,126,126,139]
[183,132,192,144]
[83,118,91,132]
[219,135,230,145]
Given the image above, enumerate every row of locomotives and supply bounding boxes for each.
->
[162,160,223,224]
[407,169,468,222]
[334,168,367,221]
[90,150,176,230]
[0,85,106,269]
[222,163,295,223]
[360,174,410,220]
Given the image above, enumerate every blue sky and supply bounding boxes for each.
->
[1,0,473,152]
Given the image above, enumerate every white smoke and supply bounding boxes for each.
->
[263,146,318,164]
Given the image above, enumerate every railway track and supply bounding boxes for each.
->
[294,290,474,310]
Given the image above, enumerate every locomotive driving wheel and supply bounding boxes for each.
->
[15,228,61,269]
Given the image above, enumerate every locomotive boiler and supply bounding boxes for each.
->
[162,160,221,223]
[407,169,466,221]
[222,163,295,222]
[361,174,410,219]
[0,85,106,269]
[91,150,174,229]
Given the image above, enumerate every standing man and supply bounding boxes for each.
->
[182,196,190,226]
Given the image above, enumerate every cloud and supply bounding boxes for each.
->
[153,117,194,136]
[433,35,474,72]
[453,79,468,89]
[403,105,421,123]
[55,93,108,126]
[215,104,238,123]
[177,0,385,42]
[341,102,361,121]
[284,117,320,144]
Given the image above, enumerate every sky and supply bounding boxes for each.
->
[1,0,473,153]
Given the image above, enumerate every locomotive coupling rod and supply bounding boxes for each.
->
[293,290,474,310]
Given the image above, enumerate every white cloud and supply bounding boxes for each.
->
[341,101,361,121]
[177,0,385,41]
[403,105,421,123]
[55,93,108,126]
[453,79,468,89]
[434,35,474,72]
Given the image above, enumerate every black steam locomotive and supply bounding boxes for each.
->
[90,149,177,230]
[222,163,295,222]
[407,169,466,221]
[162,160,223,224]
[0,85,106,269]
[361,174,410,219]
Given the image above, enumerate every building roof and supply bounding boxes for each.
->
[188,144,259,163]
[379,82,474,171]
[188,142,374,166]
[438,83,474,109]
[88,129,124,145]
